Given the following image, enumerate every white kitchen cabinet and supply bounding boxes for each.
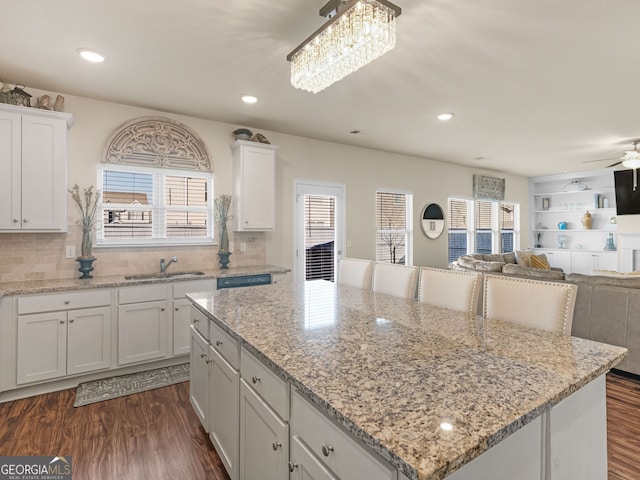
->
[290,435,339,480]
[0,104,73,232]
[118,284,169,365]
[173,280,215,356]
[190,325,210,429]
[572,251,617,275]
[16,290,112,385]
[209,345,240,480]
[239,379,289,480]
[231,140,279,231]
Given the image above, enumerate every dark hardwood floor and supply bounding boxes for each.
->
[0,373,638,479]
[0,381,229,480]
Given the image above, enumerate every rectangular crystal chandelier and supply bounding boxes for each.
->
[287,0,401,94]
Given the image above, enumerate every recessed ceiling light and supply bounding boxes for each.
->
[440,422,454,431]
[437,112,454,121]
[242,95,258,104]
[77,49,105,63]
[349,130,362,135]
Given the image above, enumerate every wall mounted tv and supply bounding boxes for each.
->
[614,169,640,215]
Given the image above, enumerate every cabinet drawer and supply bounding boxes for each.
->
[240,347,289,420]
[18,289,111,314]
[210,321,239,369]
[191,306,209,341]
[173,280,215,299]
[119,284,167,304]
[291,390,395,480]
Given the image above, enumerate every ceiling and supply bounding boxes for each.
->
[1,0,639,177]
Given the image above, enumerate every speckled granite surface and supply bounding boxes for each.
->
[0,265,289,297]
[188,279,627,480]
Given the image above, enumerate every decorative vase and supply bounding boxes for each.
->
[76,257,96,279]
[81,226,93,257]
[604,233,616,251]
[218,251,231,269]
[557,235,567,249]
[558,221,567,230]
[581,211,593,230]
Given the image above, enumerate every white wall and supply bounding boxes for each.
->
[37,88,532,272]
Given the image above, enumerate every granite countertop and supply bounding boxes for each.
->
[0,264,290,297]
[187,280,627,480]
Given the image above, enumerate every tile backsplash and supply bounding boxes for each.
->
[0,225,266,283]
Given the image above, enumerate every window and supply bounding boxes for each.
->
[447,197,519,263]
[376,190,413,265]
[97,164,213,246]
[304,194,335,281]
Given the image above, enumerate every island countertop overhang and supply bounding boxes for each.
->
[187,280,627,480]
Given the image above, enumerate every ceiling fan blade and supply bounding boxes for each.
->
[607,160,622,168]
[581,157,619,164]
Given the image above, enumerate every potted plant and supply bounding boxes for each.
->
[69,184,100,278]
[215,193,233,269]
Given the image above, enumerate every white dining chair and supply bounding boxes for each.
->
[418,267,482,316]
[337,258,374,289]
[372,263,419,299]
[483,274,577,335]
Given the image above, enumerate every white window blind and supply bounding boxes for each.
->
[376,191,412,265]
[304,195,335,281]
[98,165,213,246]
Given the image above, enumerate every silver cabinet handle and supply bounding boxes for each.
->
[321,444,334,457]
[161,308,165,311]
[175,307,179,311]
[64,300,70,305]
[22,218,28,223]
[193,318,199,323]
[205,358,213,364]
[215,340,223,347]
[200,353,206,358]
[69,319,74,323]
[288,462,298,472]
[12,219,18,223]
[272,441,281,451]
[59,319,65,324]
[252,376,260,384]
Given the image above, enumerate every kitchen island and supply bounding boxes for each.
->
[188,280,626,480]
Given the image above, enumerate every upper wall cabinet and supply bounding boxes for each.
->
[230,140,279,231]
[0,104,74,232]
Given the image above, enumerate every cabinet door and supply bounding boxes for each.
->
[67,306,112,375]
[17,312,66,384]
[290,435,339,480]
[233,143,276,231]
[239,380,288,480]
[0,111,21,230]
[20,115,66,230]
[209,346,240,480]
[190,326,210,429]
[118,300,168,365]
[572,252,597,275]
[544,250,572,273]
[173,298,192,356]
[594,252,617,272]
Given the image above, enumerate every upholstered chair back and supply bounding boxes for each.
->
[418,267,482,315]
[372,263,419,299]
[337,258,374,290]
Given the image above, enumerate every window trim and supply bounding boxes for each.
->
[96,163,214,248]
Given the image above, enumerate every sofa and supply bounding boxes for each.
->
[451,251,565,281]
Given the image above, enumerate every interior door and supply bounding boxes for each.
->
[294,181,345,283]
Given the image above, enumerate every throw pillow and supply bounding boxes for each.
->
[515,250,534,267]
[530,254,550,270]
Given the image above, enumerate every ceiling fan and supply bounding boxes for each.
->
[581,140,640,191]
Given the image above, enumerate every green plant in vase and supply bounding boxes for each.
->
[69,184,100,278]
[215,193,233,269]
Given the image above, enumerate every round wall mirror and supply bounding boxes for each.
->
[421,203,445,239]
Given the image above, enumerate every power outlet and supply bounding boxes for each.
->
[65,245,76,259]
[240,242,247,252]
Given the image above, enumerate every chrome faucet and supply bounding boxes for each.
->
[160,256,178,273]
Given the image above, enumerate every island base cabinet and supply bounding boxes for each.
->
[446,416,543,480]
[190,326,210,430]
[209,346,239,480]
[549,375,607,480]
[290,435,339,480]
[239,379,288,480]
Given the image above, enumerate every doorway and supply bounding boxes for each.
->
[294,181,345,283]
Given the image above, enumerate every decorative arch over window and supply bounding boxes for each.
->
[104,116,211,171]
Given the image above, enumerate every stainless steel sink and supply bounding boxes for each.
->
[124,271,206,280]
